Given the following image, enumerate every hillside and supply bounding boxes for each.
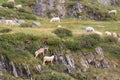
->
[0,0,120,80]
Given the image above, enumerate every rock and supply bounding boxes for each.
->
[57,54,75,73]
[57,25,62,28]
[35,64,41,73]
[95,47,104,60]
[10,62,18,77]
[80,58,89,72]
[16,19,25,24]
[32,21,41,26]
[97,0,111,6]
[65,54,75,69]
[100,59,110,68]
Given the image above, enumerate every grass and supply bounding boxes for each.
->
[0,18,120,36]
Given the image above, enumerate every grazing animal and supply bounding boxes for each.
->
[35,47,48,58]
[7,0,15,3]
[14,4,22,9]
[50,17,60,23]
[112,32,117,37]
[93,31,103,35]
[43,55,55,65]
[105,31,112,36]
[107,10,117,15]
[86,27,95,32]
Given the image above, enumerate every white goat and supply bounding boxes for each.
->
[35,47,48,58]
[7,0,15,3]
[108,10,117,15]
[14,4,22,9]
[50,17,60,23]
[86,27,95,32]
[105,31,112,36]
[43,55,55,65]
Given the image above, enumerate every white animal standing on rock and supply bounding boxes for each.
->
[50,17,60,23]
[43,55,55,65]
[107,10,117,15]
[7,0,15,3]
[35,47,48,58]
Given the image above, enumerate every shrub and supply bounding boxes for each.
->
[103,36,118,44]
[2,3,14,8]
[53,28,72,38]
[46,37,61,46]
[65,40,80,51]
[20,23,32,27]
[0,28,12,33]
[35,71,71,80]
[75,34,101,48]
[109,45,120,56]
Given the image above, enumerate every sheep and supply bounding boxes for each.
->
[105,31,112,36]
[7,0,15,3]
[112,32,117,37]
[14,4,22,9]
[35,47,48,58]
[107,10,117,15]
[50,17,60,23]
[43,55,55,65]
[93,31,103,35]
[86,27,95,32]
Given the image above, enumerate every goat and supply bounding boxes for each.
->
[43,55,55,65]
[107,10,117,15]
[35,47,48,58]
[50,17,60,23]
[7,0,15,3]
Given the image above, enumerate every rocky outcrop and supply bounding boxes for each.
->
[58,53,75,73]
[0,56,34,79]
[97,0,120,6]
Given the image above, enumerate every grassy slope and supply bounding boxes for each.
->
[0,0,120,79]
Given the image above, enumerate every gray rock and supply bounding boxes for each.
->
[80,58,89,72]
[10,62,18,77]
[16,19,25,24]
[65,54,75,69]
[32,21,41,26]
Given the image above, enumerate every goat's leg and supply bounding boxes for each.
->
[43,61,45,65]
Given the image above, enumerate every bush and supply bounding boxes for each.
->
[20,23,32,27]
[65,40,80,51]
[2,3,14,8]
[109,45,120,57]
[103,36,118,44]
[75,34,101,48]
[53,28,72,38]
[46,37,61,46]
[0,28,12,33]
[35,71,71,80]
